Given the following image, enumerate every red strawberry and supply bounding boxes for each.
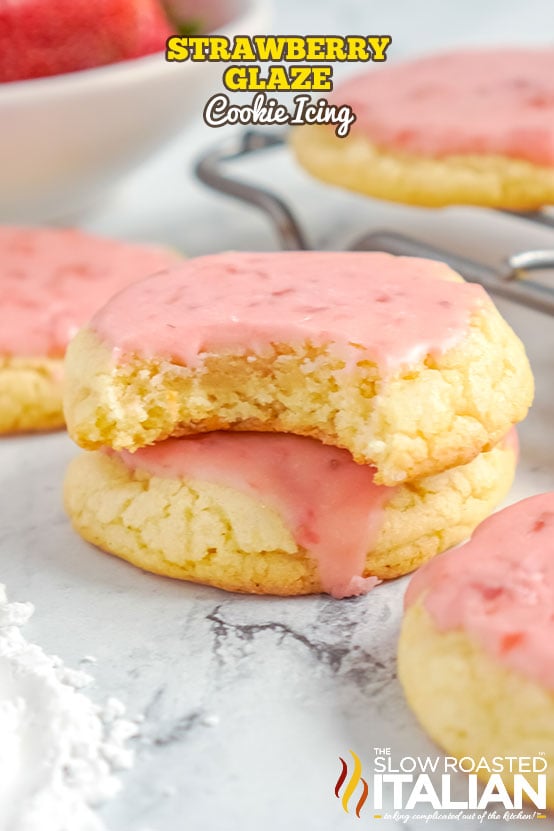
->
[0,0,173,82]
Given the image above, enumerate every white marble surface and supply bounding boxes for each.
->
[3,1,554,829]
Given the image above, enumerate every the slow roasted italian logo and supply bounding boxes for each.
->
[334,750,369,818]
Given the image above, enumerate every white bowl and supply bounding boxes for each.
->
[0,0,268,222]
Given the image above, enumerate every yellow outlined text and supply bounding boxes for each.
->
[166,35,392,63]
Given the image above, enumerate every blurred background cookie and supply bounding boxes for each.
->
[0,226,180,433]
[292,48,554,208]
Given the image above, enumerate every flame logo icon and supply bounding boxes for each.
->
[334,750,368,818]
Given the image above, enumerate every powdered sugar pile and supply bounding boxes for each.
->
[0,584,137,831]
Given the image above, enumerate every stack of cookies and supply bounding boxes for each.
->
[63,251,533,597]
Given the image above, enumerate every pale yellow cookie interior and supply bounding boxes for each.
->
[64,439,515,596]
[399,602,554,808]
[291,124,554,209]
[63,300,532,486]
[0,356,64,434]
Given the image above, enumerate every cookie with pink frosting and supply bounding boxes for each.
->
[292,48,554,208]
[0,226,180,433]
[63,250,532,485]
[399,492,554,806]
[64,431,517,597]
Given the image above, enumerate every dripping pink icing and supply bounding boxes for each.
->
[115,431,393,599]
[90,251,486,370]
[0,226,180,357]
[405,490,554,691]
[334,48,554,166]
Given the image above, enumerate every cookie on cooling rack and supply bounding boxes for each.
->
[64,250,532,486]
[0,226,180,433]
[399,491,554,807]
[291,48,554,209]
[64,430,517,598]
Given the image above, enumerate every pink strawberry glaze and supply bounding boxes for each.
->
[115,431,394,599]
[406,490,554,691]
[334,48,554,166]
[90,251,486,371]
[0,227,180,358]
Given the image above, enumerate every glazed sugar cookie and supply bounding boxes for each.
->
[0,355,66,433]
[64,430,516,598]
[291,49,554,208]
[399,492,554,807]
[0,226,180,433]
[64,251,532,486]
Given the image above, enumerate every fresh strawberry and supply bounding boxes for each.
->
[0,0,173,82]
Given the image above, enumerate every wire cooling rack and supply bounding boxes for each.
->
[195,130,554,316]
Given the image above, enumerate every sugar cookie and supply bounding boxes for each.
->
[64,431,517,597]
[64,251,532,485]
[399,492,554,807]
[292,49,554,208]
[0,226,180,433]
